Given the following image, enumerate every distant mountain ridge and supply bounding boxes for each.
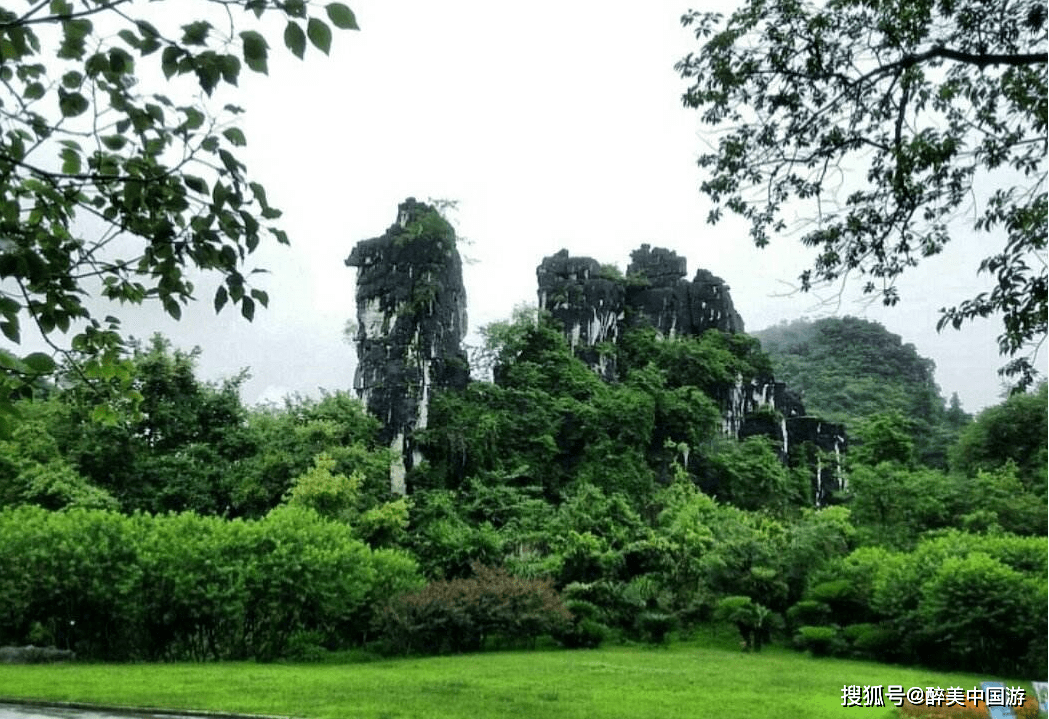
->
[753,316,965,467]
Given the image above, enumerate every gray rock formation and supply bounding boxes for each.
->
[537,244,846,505]
[625,244,745,336]
[536,245,745,378]
[536,250,625,380]
[346,198,469,494]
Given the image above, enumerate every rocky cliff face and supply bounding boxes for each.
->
[624,244,745,337]
[536,250,625,380]
[346,198,469,494]
[537,244,846,505]
[537,245,747,380]
[349,223,846,504]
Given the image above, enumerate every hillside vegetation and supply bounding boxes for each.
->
[753,317,969,466]
[0,317,1044,680]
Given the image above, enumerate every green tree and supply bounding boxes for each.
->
[847,463,955,546]
[52,334,252,514]
[0,1,359,422]
[0,405,117,511]
[852,412,916,468]
[950,382,1048,489]
[232,391,390,517]
[677,0,1047,387]
[706,436,803,512]
[284,454,362,522]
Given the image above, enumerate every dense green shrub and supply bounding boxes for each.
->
[0,506,421,661]
[794,625,843,657]
[918,552,1045,675]
[553,619,608,649]
[804,532,1046,676]
[638,611,676,645]
[552,599,608,649]
[786,600,831,630]
[374,565,570,655]
[562,579,644,631]
[714,596,775,652]
[136,511,247,659]
[841,623,897,660]
[0,506,142,658]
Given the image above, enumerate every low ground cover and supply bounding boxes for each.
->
[0,640,1032,719]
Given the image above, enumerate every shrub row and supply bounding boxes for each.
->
[0,505,421,660]
[790,531,1047,677]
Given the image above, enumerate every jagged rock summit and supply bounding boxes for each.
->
[348,206,845,505]
[536,245,846,505]
[346,198,469,494]
[536,245,745,380]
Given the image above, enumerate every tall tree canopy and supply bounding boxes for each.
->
[676,0,1047,388]
[0,1,358,423]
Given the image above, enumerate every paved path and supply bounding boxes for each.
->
[0,704,282,719]
[0,706,177,719]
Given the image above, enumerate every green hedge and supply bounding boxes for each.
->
[799,530,1047,677]
[0,506,422,660]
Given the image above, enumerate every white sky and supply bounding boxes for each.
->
[72,0,1044,414]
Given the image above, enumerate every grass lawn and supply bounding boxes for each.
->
[0,640,1029,719]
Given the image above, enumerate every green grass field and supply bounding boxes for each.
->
[0,641,1029,719]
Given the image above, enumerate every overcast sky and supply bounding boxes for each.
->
[98,0,1043,415]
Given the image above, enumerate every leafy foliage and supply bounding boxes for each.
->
[704,436,804,511]
[802,531,1047,675]
[8,336,391,518]
[0,307,1044,676]
[0,0,358,418]
[0,402,117,511]
[0,504,419,661]
[755,317,963,466]
[373,565,570,656]
[714,595,775,652]
[678,0,1047,386]
[47,334,254,514]
[949,382,1047,488]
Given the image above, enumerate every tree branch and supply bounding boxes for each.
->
[0,1,133,28]
[933,46,1048,68]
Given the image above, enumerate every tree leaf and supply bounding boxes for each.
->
[181,21,211,46]
[240,30,269,74]
[284,21,306,59]
[219,54,240,85]
[22,352,56,374]
[285,0,307,17]
[223,127,247,147]
[101,135,126,151]
[307,18,332,55]
[162,297,182,320]
[326,3,359,30]
[57,89,88,117]
[60,147,81,174]
[135,20,160,38]
[0,319,20,343]
[241,296,255,321]
[161,46,181,79]
[214,285,228,313]
[218,149,241,176]
[184,175,208,194]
